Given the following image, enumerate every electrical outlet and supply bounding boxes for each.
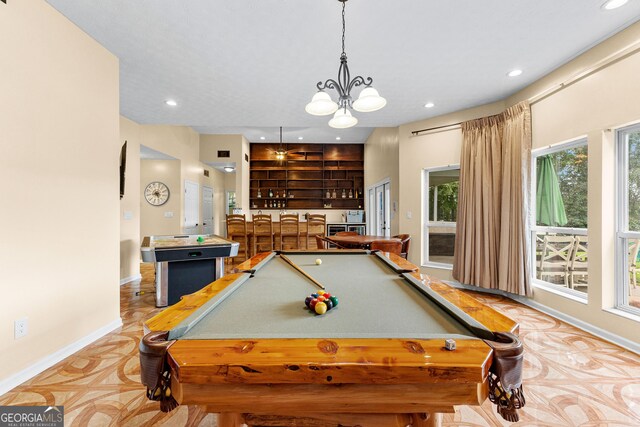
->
[15,318,28,339]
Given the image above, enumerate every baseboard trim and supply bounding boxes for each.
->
[443,280,640,355]
[0,318,123,396]
[120,273,141,286]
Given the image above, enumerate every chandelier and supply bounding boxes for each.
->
[305,0,386,129]
[275,127,287,160]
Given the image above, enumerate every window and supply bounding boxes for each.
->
[616,124,640,314]
[531,139,588,296]
[423,166,459,267]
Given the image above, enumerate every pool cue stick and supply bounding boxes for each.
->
[279,254,326,290]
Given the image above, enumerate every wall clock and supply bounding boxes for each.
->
[144,181,170,206]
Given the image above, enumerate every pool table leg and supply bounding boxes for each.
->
[216,412,244,427]
[215,412,443,426]
[412,412,442,426]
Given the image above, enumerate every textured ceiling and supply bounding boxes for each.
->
[47,0,640,143]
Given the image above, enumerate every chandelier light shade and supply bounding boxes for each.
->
[329,107,358,129]
[274,127,287,160]
[306,0,386,129]
[305,91,339,116]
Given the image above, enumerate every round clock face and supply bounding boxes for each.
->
[144,181,170,206]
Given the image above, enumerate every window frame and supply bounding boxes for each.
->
[422,164,460,269]
[615,123,640,315]
[530,137,589,299]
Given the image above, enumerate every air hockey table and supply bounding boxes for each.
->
[140,234,239,307]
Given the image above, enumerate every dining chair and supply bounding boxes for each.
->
[226,214,249,261]
[305,214,326,249]
[569,236,588,289]
[279,213,300,250]
[370,240,402,256]
[538,235,574,287]
[335,231,358,236]
[252,214,274,255]
[393,234,411,259]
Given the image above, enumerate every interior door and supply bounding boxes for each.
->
[370,182,391,237]
[202,186,214,235]
[184,180,199,234]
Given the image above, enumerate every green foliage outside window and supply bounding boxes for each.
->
[538,146,588,228]
[628,131,640,231]
[428,179,459,222]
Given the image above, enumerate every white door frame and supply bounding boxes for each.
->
[366,177,391,237]
[202,185,214,235]
[183,180,200,234]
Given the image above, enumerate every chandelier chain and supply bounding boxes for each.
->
[341,1,346,56]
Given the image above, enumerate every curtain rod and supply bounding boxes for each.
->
[411,38,640,137]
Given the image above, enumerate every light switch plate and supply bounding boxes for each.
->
[123,211,133,220]
[164,212,174,218]
[406,211,412,219]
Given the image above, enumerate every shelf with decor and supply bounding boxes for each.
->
[249,142,364,210]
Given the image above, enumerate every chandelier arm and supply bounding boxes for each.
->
[346,76,373,94]
[317,78,346,99]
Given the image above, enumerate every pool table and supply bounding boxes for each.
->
[140,250,525,426]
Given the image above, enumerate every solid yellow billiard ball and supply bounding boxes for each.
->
[315,258,322,265]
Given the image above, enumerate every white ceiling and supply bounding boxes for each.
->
[47,0,640,143]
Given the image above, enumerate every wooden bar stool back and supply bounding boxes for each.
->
[226,214,248,261]
[252,214,274,255]
[279,213,300,250]
[306,214,326,249]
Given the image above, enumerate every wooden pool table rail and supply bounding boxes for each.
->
[141,250,522,425]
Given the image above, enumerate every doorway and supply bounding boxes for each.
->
[184,180,200,234]
[367,179,391,237]
[202,186,214,235]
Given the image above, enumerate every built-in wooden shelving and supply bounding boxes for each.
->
[250,143,364,210]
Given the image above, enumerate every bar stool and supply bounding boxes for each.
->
[252,214,274,255]
[226,214,249,261]
[279,213,300,250]
[305,214,326,249]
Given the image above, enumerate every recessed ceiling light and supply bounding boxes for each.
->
[507,69,523,77]
[223,166,235,173]
[424,102,435,108]
[298,136,304,140]
[602,0,628,10]
[260,136,265,140]
[165,99,177,106]
[336,137,341,141]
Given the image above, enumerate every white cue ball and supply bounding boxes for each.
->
[315,258,322,265]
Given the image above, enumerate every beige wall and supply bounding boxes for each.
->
[364,127,401,235]
[118,122,226,279]
[0,0,120,383]
[140,160,181,237]
[395,21,640,345]
[119,118,141,282]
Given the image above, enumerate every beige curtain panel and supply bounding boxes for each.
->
[453,101,532,296]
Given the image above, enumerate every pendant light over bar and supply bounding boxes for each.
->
[275,127,287,160]
[305,0,386,129]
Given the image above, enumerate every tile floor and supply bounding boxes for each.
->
[1,263,639,426]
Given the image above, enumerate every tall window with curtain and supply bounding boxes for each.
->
[453,101,531,296]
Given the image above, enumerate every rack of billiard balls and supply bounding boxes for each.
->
[304,291,338,315]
